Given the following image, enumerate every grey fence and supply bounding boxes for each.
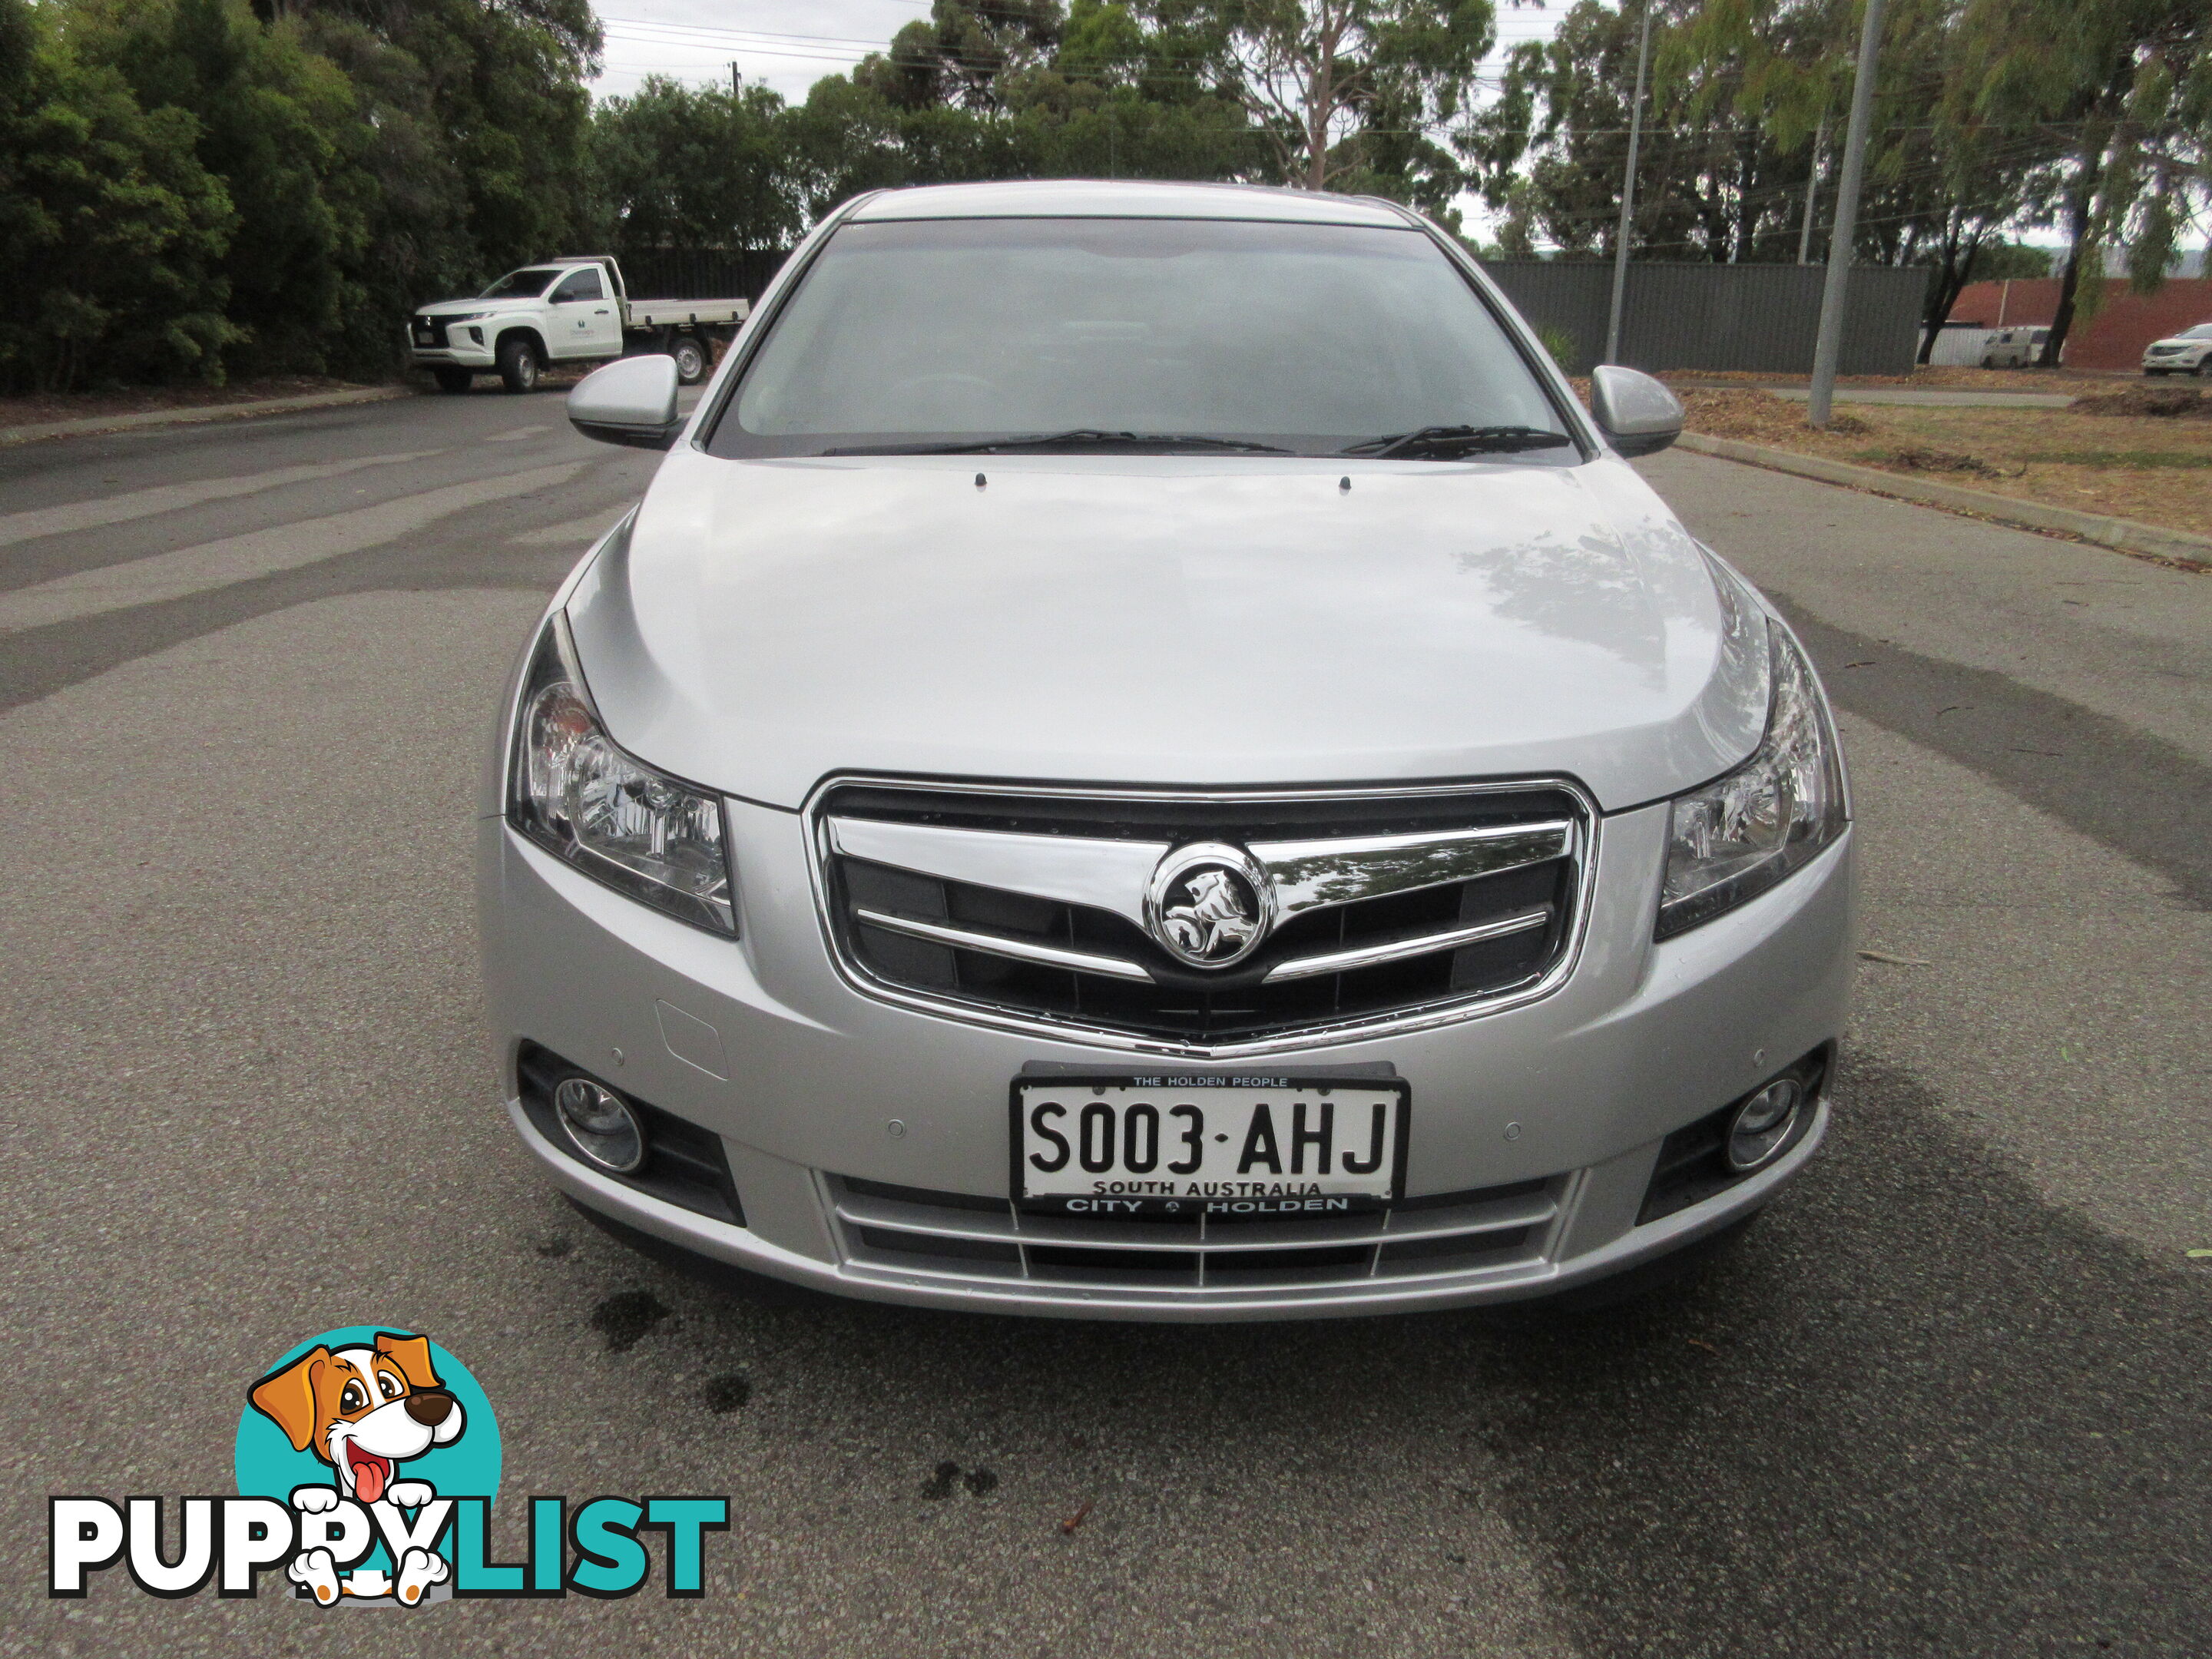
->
[1479,260,1931,376]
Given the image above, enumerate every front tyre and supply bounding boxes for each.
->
[497,336,541,394]
[433,366,473,394]
[671,336,707,385]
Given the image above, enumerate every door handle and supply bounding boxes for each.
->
[594,309,610,315]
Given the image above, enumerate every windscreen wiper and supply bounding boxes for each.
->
[1339,425,1572,459]
[823,429,1294,456]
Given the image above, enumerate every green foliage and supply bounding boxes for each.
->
[0,0,601,390]
[0,0,240,389]
[591,80,805,252]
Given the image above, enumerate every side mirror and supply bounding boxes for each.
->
[1588,365,1684,458]
[568,355,682,450]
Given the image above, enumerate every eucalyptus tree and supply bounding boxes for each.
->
[1220,0,1496,192]
[1952,0,2209,363]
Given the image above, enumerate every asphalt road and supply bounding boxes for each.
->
[2,389,2205,1657]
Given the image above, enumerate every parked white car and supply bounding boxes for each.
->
[406,257,748,394]
[2142,323,2212,376]
[478,180,1853,1320]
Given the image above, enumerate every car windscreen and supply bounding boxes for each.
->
[479,267,562,300]
[709,217,1575,459]
[2181,324,2212,339]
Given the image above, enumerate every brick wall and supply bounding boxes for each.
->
[1950,276,2212,369]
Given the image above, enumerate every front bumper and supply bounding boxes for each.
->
[478,800,1854,1320]
[406,323,497,369]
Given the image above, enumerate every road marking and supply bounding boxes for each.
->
[0,450,444,550]
[508,509,628,546]
[0,462,585,633]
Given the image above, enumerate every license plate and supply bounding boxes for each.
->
[413,329,433,344]
[1010,1075,1409,1218]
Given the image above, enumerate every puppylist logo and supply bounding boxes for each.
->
[48,1326,728,1605]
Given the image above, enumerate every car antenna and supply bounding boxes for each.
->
[975,472,987,490]
[1339,475,1351,492]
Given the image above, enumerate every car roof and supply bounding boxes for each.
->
[844,179,1417,229]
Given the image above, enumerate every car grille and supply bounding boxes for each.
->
[810,780,1591,1054]
[829,1172,1558,1291]
[2147,344,2187,356]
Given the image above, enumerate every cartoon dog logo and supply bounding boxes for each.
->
[248,1332,465,1604]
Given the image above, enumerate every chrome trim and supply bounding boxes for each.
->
[1261,906,1553,983]
[833,1182,1561,1253]
[1250,821,1573,915]
[827,813,1575,932]
[800,773,1602,1060]
[828,816,1161,926]
[853,906,1155,982]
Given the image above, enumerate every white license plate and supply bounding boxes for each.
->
[1011,1075,1409,1218]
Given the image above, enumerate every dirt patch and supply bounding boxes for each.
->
[0,375,391,429]
[2070,386,2212,419]
[1661,366,2118,392]
[1674,389,1869,441]
[1866,445,2021,479]
[1654,389,2212,544]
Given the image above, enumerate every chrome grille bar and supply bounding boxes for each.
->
[830,817,1163,926]
[829,814,1571,924]
[853,907,1157,982]
[1260,906,1553,983]
[1248,821,1573,916]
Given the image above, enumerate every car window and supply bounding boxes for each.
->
[551,268,604,303]
[478,267,563,300]
[712,217,1573,459]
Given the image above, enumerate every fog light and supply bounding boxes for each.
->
[1725,1078,1803,1173]
[554,1077,645,1173]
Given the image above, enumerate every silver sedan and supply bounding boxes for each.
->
[476,180,1853,1320]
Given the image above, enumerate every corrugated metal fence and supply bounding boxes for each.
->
[1479,261,1932,376]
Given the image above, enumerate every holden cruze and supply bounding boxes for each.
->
[476,180,1853,1320]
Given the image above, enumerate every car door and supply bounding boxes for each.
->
[548,267,621,359]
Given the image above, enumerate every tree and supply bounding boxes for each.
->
[591,78,805,255]
[1952,0,2210,364]
[1220,0,1496,195]
[76,0,371,375]
[0,0,240,389]
[863,0,1065,111]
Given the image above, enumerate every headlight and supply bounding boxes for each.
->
[1656,605,1847,939]
[439,310,488,323]
[506,613,737,935]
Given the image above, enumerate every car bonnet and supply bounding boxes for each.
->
[562,449,1770,813]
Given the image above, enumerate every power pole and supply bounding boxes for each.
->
[1604,0,1655,366]
[1796,117,1825,265]
[1807,0,1886,428]
[730,61,742,95]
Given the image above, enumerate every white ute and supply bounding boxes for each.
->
[406,256,750,394]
